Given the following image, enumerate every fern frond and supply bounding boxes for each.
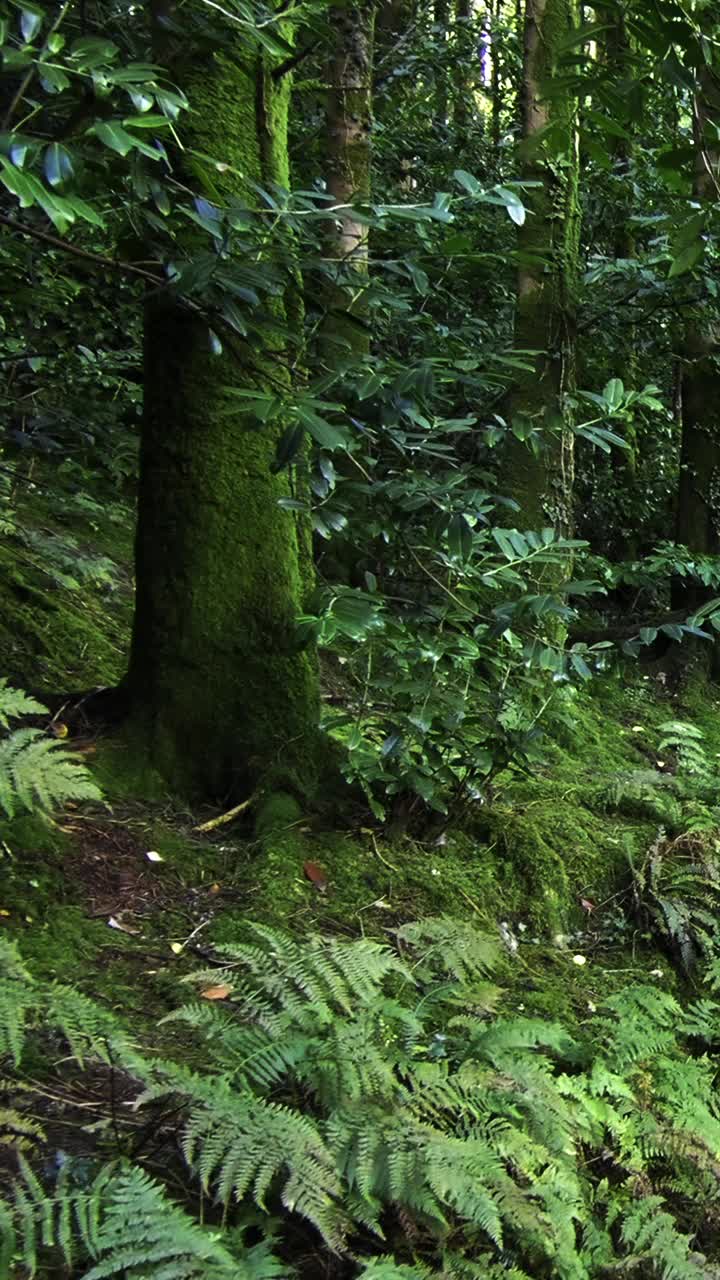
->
[0,939,37,1065]
[0,679,46,729]
[0,728,101,819]
[395,917,501,990]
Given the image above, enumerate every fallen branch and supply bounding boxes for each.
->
[194,793,256,833]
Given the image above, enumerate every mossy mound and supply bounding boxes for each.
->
[0,474,133,693]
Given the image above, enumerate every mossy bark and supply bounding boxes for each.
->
[127,10,319,799]
[322,0,375,360]
[501,0,580,543]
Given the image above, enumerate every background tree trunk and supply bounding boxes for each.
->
[127,7,319,800]
[500,0,580,545]
[675,64,720,613]
[322,0,375,361]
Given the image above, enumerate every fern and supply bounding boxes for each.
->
[0,727,101,818]
[0,677,102,819]
[0,1158,280,1279]
[0,939,129,1068]
[4,922,720,1278]
[0,679,45,729]
[0,939,38,1065]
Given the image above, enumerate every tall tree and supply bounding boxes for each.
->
[127,1,319,799]
[322,0,376,359]
[500,0,580,543]
[675,60,720,612]
[452,0,472,135]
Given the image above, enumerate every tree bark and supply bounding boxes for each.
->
[453,0,472,135]
[126,4,319,799]
[675,65,720,614]
[500,0,580,548]
[322,0,375,359]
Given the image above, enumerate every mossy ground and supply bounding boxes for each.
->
[0,463,714,1028]
[2,658,697,1035]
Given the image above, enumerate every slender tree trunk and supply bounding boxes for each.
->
[675,66,720,615]
[453,0,472,134]
[322,0,375,359]
[490,0,502,149]
[501,0,580,544]
[126,4,319,799]
[597,5,639,555]
[434,0,449,129]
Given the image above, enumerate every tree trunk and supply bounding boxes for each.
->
[322,0,375,359]
[675,66,720,614]
[127,7,319,799]
[489,0,502,149]
[500,0,580,542]
[434,0,449,130]
[453,0,472,134]
[597,4,640,556]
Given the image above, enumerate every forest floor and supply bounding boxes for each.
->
[2,465,717,1032]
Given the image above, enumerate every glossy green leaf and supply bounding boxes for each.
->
[668,239,705,278]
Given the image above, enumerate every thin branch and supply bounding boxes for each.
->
[0,213,164,284]
[272,37,321,81]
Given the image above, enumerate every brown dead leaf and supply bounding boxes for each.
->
[303,860,328,893]
[201,983,233,1000]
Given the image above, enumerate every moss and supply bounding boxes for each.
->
[0,484,133,693]
[90,738,169,804]
[127,22,320,802]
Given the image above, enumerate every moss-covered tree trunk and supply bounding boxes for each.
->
[127,7,319,799]
[322,0,375,360]
[500,0,580,540]
[675,66,720,615]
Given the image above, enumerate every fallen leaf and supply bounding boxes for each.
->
[303,860,328,893]
[108,916,140,935]
[145,850,164,863]
[200,983,233,1000]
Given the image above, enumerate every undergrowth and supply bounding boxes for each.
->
[3,916,720,1278]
